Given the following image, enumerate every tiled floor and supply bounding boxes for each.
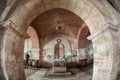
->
[25,65,93,80]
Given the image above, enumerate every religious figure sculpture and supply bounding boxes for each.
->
[54,39,65,59]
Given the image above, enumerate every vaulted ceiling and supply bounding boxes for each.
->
[31,8,84,39]
[31,8,90,48]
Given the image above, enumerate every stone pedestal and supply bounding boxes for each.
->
[53,59,66,73]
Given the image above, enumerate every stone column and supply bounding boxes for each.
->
[87,22,119,80]
[0,21,29,80]
[39,48,46,68]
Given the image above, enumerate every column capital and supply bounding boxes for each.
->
[87,22,118,40]
[2,20,29,39]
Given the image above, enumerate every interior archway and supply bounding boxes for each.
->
[0,0,119,80]
[25,26,39,59]
[24,26,40,68]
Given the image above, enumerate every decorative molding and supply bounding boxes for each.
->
[87,22,118,40]
[3,20,29,39]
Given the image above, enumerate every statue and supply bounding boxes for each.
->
[54,39,65,59]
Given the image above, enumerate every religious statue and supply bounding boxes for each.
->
[54,39,65,59]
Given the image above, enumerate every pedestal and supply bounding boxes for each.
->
[52,59,66,73]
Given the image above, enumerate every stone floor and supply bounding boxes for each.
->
[25,65,93,80]
[25,66,120,80]
[25,67,40,77]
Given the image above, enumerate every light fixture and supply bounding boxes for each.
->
[55,21,62,31]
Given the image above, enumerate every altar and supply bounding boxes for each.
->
[53,59,66,73]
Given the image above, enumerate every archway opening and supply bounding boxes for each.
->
[24,26,40,77]
[0,0,119,80]
[25,8,94,79]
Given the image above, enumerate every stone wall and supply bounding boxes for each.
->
[88,23,119,80]
[0,21,28,80]
[3,29,25,80]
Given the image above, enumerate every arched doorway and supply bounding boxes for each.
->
[0,0,119,80]
[24,26,40,68]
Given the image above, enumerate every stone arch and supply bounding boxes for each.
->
[0,24,26,80]
[78,25,90,48]
[0,0,119,80]
[25,26,40,61]
[26,26,39,48]
[7,0,114,33]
